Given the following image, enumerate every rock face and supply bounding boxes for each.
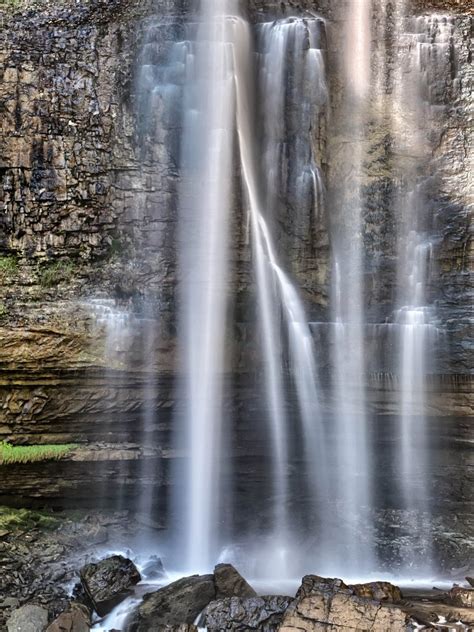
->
[153,627,197,632]
[45,603,91,632]
[201,595,293,632]
[0,0,472,575]
[125,574,216,632]
[278,575,408,632]
[349,581,402,603]
[448,587,474,608]
[214,564,258,600]
[79,555,141,617]
[202,596,293,632]
[7,605,49,632]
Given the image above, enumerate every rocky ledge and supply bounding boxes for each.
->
[1,508,473,632]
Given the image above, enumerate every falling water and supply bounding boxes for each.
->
[127,0,456,580]
[329,0,374,574]
[391,11,452,568]
[171,3,329,574]
[231,15,329,574]
[176,0,237,572]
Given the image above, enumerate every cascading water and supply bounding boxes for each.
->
[123,0,459,584]
[328,0,374,575]
[167,4,329,575]
[250,16,329,571]
[390,10,451,569]
[175,0,237,572]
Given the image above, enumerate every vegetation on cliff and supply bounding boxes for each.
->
[0,441,75,464]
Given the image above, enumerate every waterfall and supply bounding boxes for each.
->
[328,0,374,574]
[230,14,330,575]
[167,3,328,574]
[175,0,237,572]
[127,0,457,581]
[391,10,451,570]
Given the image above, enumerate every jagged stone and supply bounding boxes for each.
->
[80,555,141,617]
[46,603,91,632]
[7,605,49,632]
[448,586,474,608]
[125,574,216,632]
[214,563,257,599]
[348,581,403,602]
[279,575,408,631]
[201,595,293,631]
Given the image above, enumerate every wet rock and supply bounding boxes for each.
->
[279,575,408,632]
[201,595,293,631]
[214,563,257,599]
[46,603,91,632]
[80,555,141,617]
[1,598,20,609]
[448,586,474,608]
[155,627,197,632]
[125,574,215,632]
[7,604,49,632]
[349,581,403,602]
[141,555,166,580]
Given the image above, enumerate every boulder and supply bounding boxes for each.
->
[201,595,293,631]
[125,574,216,632]
[7,605,49,632]
[466,577,474,588]
[448,586,474,608]
[79,555,141,617]
[278,575,408,632]
[46,603,91,632]
[154,627,197,632]
[214,564,257,599]
[349,581,403,602]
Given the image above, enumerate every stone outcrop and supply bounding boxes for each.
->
[448,586,474,608]
[214,564,258,600]
[6,605,48,632]
[79,555,141,616]
[278,576,408,631]
[201,595,293,632]
[45,603,90,632]
[125,574,216,632]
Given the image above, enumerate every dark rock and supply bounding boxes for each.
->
[466,577,474,588]
[295,575,348,597]
[45,603,91,632]
[279,575,408,631]
[201,595,293,631]
[154,627,198,632]
[7,604,49,632]
[125,574,215,632]
[80,555,141,617]
[448,586,474,608]
[214,563,257,599]
[141,556,166,580]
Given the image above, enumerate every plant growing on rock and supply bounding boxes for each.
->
[0,506,59,531]
[39,260,76,288]
[0,255,18,278]
[0,441,75,465]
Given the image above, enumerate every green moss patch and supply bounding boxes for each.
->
[0,506,59,531]
[39,260,76,288]
[0,256,18,277]
[0,441,75,465]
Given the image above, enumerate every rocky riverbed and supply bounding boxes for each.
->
[0,507,473,632]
